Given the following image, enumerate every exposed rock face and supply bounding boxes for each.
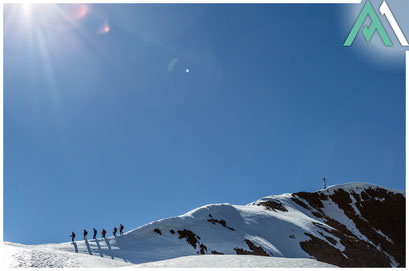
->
[177,229,201,249]
[207,214,235,231]
[199,244,208,255]
[153,228,162,235]
[256,200,288,212]
[234,240,270,256]
[294,186,405,267]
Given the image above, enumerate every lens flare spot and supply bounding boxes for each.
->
[75,4,89,20]
[60,4,89,21]
[168,57,179,72]
[98,20,110,35]
[185,68,190,73]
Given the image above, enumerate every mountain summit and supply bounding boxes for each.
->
[4,183,405,267]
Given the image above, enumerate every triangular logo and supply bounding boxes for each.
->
[344,0,392,47]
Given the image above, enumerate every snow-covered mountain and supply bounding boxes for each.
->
[3,183,405,268]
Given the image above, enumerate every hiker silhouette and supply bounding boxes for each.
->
[70,232,76,242]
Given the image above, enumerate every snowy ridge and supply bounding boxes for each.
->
[3,182,405,267]
[322,182,404,196]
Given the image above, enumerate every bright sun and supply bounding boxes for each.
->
[5,3,109,92]
[20,3,33,21]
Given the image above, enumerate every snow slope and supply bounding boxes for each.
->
[2,243,335,268]
[3,242,132,268]
[132,255,337,268]
[3,182,404,267]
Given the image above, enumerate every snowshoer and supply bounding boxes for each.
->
[70,232,76,242]
[120,224,124,235]
[102,228,107,238]
[322,177,327,189]
[113,227,117,237]
[93,228,97,239]
[83,229,88,240]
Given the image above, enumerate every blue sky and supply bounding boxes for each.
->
[4,3,406,245]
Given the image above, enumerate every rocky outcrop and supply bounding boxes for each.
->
[293,186,405,267]
[177,229,201,249]
[207,214,235,231]
[234,240,270,256]
[256,200,288,212]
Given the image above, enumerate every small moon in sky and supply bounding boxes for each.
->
[185,68,190,73]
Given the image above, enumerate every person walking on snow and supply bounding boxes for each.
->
[120,224,124,235]
[102,228,107,238]
[83,229,88,240]
[93,228,97,239]
[70,232,76,242]
[113,227,118,237]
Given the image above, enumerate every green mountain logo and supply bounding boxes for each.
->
[344,0,408,47]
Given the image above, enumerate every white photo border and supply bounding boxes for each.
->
[1,1,407,270]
